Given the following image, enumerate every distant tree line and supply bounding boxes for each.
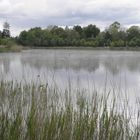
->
[17,21,140,47]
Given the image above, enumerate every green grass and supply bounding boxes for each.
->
[0,45,22,52]
[0,81,139,140]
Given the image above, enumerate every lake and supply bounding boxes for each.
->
[0,49,140,103]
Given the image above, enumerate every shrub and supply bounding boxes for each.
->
[110,40,125,47]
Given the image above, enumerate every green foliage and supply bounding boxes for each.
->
[110,40,125,47]
[83,24,100,38]
[127,26,140,40]
[84,40,99,47]
[16,22,140,48]
[128,37,140,47]
[1,21,140,48]
[73,25,83,37]
[0,22,22,52]
[96,32,106,46]
[0,38,16,47]
[0,38,22,52]
[18,25,100,47]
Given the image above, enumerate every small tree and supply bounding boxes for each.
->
[0,31,2,38]
[2,22,10,38]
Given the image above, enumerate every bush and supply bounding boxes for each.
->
[84,40,99,47]
[0,38,16,47]
[0,38,22,52]
[128,37,140,47]
[110,40,125,47]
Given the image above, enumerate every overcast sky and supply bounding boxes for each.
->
[0,0,140,36]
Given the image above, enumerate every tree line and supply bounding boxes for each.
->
[5,21,140,47]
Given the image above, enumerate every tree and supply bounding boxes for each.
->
[127,26,140,40]
[73,25,83,38]
[107,21,121,41]
[106,22,127,47]
[50,26,66,38]
[2,22,10,38]
[128,37,140,47]
[96,32,106,46]
[17,22,140,47]
[102,30,112,46]
[83,24,100,38]
[109,21,121,31]
[0,31,2,38]
[18,31,28,45]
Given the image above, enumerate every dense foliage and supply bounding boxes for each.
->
[18,21,140,47]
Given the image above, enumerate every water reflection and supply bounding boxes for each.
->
[18,50,140,74]
[0,50,140,98]
[0,55,11,74]
[21,55,100,72]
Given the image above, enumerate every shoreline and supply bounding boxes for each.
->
[23,46,140,51]
[1,45,140,52]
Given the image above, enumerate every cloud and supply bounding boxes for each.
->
[0,0,140,36]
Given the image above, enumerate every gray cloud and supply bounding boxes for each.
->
[0,0,140,36]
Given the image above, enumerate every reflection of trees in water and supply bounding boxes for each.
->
[3,59,10,74]
[103,56,140,75]
[0,51,140,79]
[126,57,140,72]
[20,55,100,72]
[20,51,140,75]
[103,56,125,75]
[104,60,119,75]
[0,57,11,74]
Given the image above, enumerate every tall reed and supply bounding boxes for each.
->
[0,81,139,140]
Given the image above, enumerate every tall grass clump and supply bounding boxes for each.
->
[0,81,139,140]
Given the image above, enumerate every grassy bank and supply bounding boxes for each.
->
[0,81,139,140]
[0,46,22,52]
[0,38,22,52]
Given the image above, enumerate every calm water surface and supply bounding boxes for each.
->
[0,49,140,101]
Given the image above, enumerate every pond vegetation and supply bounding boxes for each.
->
[0,81,139,140]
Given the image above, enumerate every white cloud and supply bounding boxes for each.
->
[0,0,140,36]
